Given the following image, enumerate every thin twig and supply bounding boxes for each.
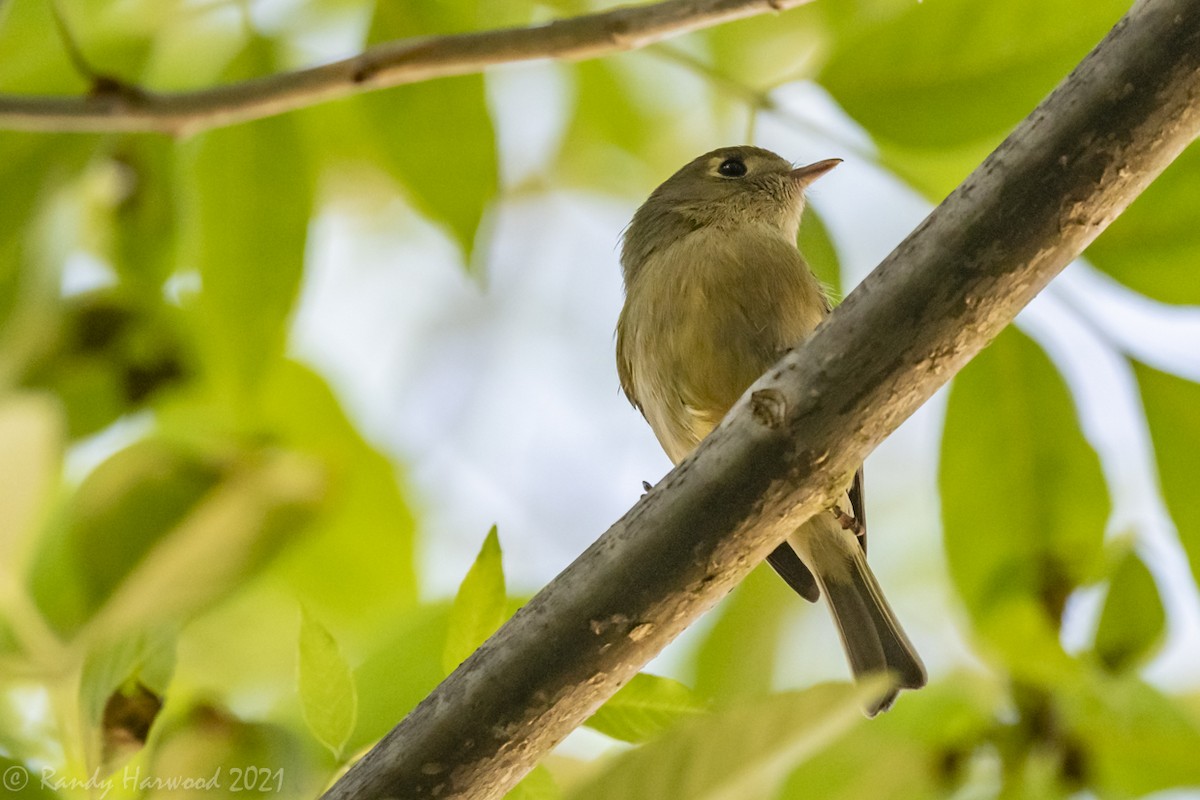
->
[0,0,813,136]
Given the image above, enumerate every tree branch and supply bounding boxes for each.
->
[0,0,812,136]
[321,0,1200,797]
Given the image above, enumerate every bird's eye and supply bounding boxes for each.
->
[716,158,748,178]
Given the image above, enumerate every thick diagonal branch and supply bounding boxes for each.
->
[322,0,1200,797]
[0,0,811,136]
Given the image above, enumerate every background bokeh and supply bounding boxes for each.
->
[1,0,1198,797]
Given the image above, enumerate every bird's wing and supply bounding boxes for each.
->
[766,543,820,603]
[849,466,867,554]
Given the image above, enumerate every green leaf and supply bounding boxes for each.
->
[1133,362,1200,586]
[585,673,707,743]
[1061,674,1200,796]
[0,132,94,329]
[80,627,176,728]
[692,564,792,705]
[504,765,561,800]
[565,682,879,800]
[557,57,723,197]
[940,328,1108,682]
[798,206,843,302]
[258,361,419,626]
[79,627,175,774]
[298,609,358,759]
[106,136,181,296]
[77,448,326,641]
[706,7,827,89]
[442,526,507,674]
[350,602,452,752]
[823,0,1128,145]
[1092,549,1166,673]
[776,674,999,800]
[0,0,87,93]
[1087,142,1200,304]
[820,0,1129,198]
[30,439,223,634]
[183,39,311,394]
[362,5,497,259]
[20,291,193,439]
[0,393,62,572]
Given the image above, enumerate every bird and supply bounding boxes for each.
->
[615,145,926,715]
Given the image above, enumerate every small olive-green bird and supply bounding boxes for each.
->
[616,145,926,714]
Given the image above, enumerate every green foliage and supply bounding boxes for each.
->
[504,765,562,800]
[941,328,1108,684]
[1092,548,1166,673]
[1134,360,1200,585]
[797,206,842,302]
[691,564,794,705]
[297,609,358,759]
[584,672,706,743]
[1088,142,1200,305]
[567,683,878,800]
[820,0,1131,198]
[442,526,508,674]
[1,0,1199,798]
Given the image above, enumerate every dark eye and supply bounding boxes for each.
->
[717,158,747,178]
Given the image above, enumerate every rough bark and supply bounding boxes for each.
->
[322,0,1200,797]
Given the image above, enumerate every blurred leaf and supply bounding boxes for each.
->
[823,0,1128,144]
[107,137,180,295]
[706,7,826,89]
[79,627,175,773]
[80,627,176,728]
[298,609,358,759]
[692,564,792,705]
[504,765,561,800]
[1133,361,1200,586]
[558,56,722,196]
[363,5,497,259]
[1092,549,1165,674]
[0,393,62,571]
[20,292,192,438]
[443,526,506,674]
[183,39,311,395]
[147,703,319,800]
[0,0,87,93]
[1087,142,1200,305]
[30,439,223,634]
[820,0,1128,198]
[940,328,1108,681]
[350,602,451,752]
[584,672,706,744]
[82,448,326,641]
[1061,674,1200,796]
[255,361,418,631]
[777,675,999,800]
[565,682,879,800]
[798,206,842,302]
[0,132,93,328]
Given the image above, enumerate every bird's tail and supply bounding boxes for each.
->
[788,513,926,716]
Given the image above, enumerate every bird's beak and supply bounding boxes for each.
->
[789,158,843,187]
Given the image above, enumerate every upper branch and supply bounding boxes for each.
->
[0,0,811,136]
[321,0,1200,798]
